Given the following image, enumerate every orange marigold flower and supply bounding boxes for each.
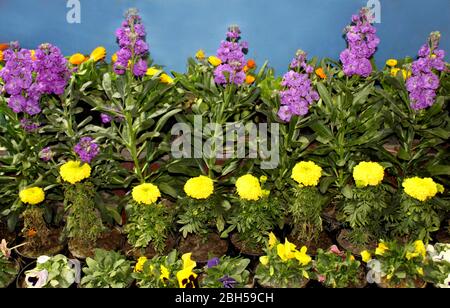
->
[247,59,256,69]
[69,53,87,65]
[246,75,256,84]
[315,67,327,79]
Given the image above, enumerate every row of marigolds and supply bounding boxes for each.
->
[1,235,449,288]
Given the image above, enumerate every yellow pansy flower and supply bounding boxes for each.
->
[134,256,147,273]
[361,250,372,263]
[160,265,170,283]
[295,246,312,266]
[277,239,297,262]
[375,242,389,256]
[259,256,269,266]
[160,73,174,84]
[268,232,277,249]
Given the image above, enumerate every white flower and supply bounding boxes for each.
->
[37,255,50,264]
[426,244,435,255]
[437,274,450,289]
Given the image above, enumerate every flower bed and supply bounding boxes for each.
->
[0,7,449,289]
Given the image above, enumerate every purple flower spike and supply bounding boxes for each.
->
[74,137,100,163]
[207,257,220,268]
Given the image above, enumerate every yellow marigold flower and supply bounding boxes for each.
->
[69,53,86,65]
[361,250,372,263]
[402,177,439,202]
[295,246,312,266]
[268,232,277,249]
[277,239,297,262]
[134,256,147,273]
[184,175,214,200]
[391,67,400,77]
[30,50,37,61]
[386,59,398,67]
[245,75,256,84]
[90,46,106,62]
[291,161,322,187]
[315,67,327,79]
[353,162,384,187]
[160,265,170,283]
[375,242,389,256]
[235,174,263,201]
[160,73,174,84]
[208,56,222,67]
[195,49,205,60]
[146,67,161,76]
[19,187,45,205]
[259,256,269,266]
[60,161,91,184]
[0,50,3,62]
[111,53,118,63]
[132,183,161,205]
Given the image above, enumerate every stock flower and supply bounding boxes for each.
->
[295,246,312,266]
[195,49,205,60]
[60,161,91,184]
[74,137,100,163]
[160,265,170,283]
[184,175,214,200]
[160,73,174,84]
[361,250,372,263]
[277,239,297,261]
[69,53,86,65]
[402,177,439,202]
[268,232,277,249]
[132,183,161,205]
[245,75,255,84]
[208,56,222,67]
[133,59,148,77]
[19,187,45,205]
[375,242,389,256]
[90,46,106,62]
[315,67,327,79]
[146,67,161,76]
[352,162,384,187]
[386,59,398,67]
[134,257,147,273]
[235,174,262,201]
[291,161,322,187]
[259,256,269,266]
[340,8,380,77]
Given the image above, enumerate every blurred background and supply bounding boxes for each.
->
[0,0,449,74]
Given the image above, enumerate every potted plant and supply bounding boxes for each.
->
[20,254,80,288]
[314,245,366,288]
[124,183,175,258]
[392,176,445,241]
[15,186,65,258]
[60,160,105,258]
[0,239,21,288]
[133,250,199,288]
[255,233,312,288]
[361,240,429,288]
[177,175,229,261]
[200,256,252,288]
[426,243,450,288]
[287,161,331,254]
[80,249,133,288]
[225,174,283,255]
[337,161,390,254]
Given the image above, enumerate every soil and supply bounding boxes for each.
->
[16,229,65,259]
[0,222,16,244]
[230,234,264,257]
[377,277,427,289]
[336,229,377,256]
[68,228,125,259]
[178,233,228,263]
[435,229,450,243]
[123,236,177,259]
[288,232,334,256]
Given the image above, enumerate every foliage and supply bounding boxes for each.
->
[200,256,251,288]
[21,206,51,252]
[80,249,133,288]
[24,255,79,288]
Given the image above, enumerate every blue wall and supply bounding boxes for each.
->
[0,0,449,74]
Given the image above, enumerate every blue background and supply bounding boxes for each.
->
[0,0,449,74]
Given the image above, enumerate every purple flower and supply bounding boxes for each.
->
[20,118,40,132]
[207,257,220,268]
[339,7,380,77]
[218,275,237,288]
[39,147,54,162]
[408,32,445,110]
[74,137,100,163]
[114,9,149,77]
[214,64,246,85]
[101,113,113,124]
